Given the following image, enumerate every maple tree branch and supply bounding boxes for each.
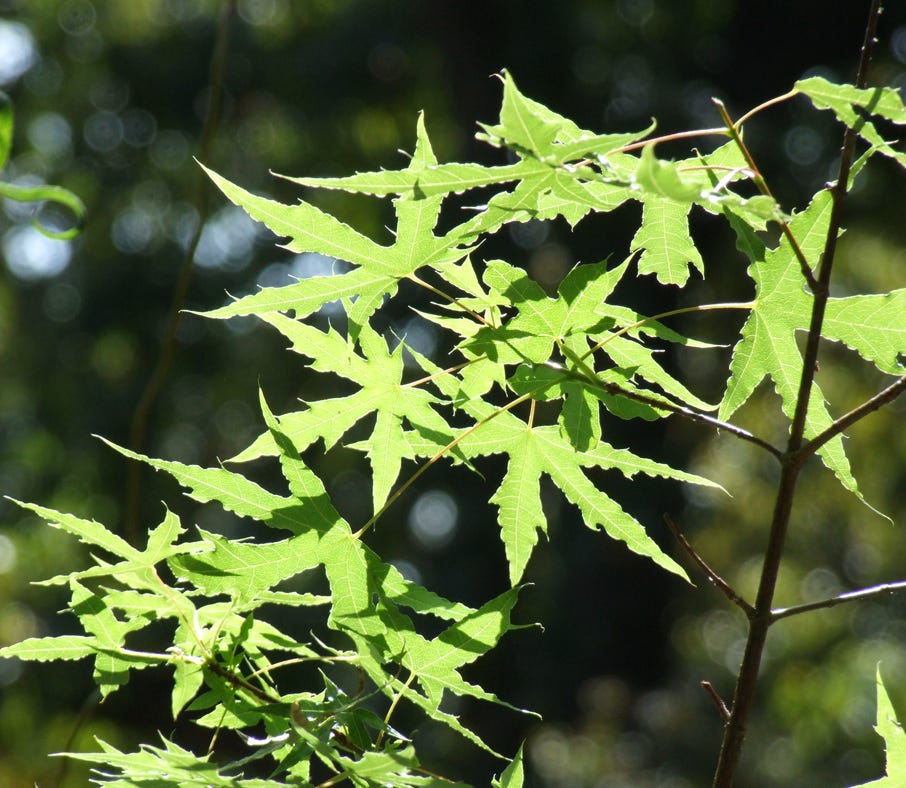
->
[663,514,754,617]
[205,658,280,705]
[573,369,783,460]
[796,374,906,465]
[771,580,906,623]
[712,3,884,785]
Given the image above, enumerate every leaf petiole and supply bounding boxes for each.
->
[580,301,755,362]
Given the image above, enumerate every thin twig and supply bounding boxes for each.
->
[771,580,906,623]
[733,89,798,128]
[352,379,548,539]
[568,367,783,460]
[663,514,754,617]
[796,374,906,466]
[124,0,236,544]
[402,359,474,389]
[579,300,754,363]
[713,98,818,292]
[409,272,493,328]
[701,681,731,723]
[205,658,280,705]
[610,126,730,155]
[377,670,417,748]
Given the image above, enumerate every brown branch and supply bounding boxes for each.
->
[711,2,884,785]
[663,514,754,617]
[580,373,783,460]
[796,375,906,466]
[771,580,906,623]
[205,658,280,705]
[701,681,731,723]
[124,0,236,544]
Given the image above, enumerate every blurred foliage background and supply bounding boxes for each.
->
[1,1,906,786]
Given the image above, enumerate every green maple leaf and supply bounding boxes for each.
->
[722,189,906,500]
[399,355,716,585]
[631,196,705,285]
[493,746,525,788]
[460,410,707,585]
[823,290,906,374]
[289,71,651,246]
[201,113,470,332]
[61,736,291,787]
[231,318,455,513]
[439,71,650,238]
[795,76,906,170]
[90,394,525,754]
[629,141,765,285]
[68,579,155,696]
[333,746,465,787]
[10,501,193,590]
[0,635,96,662]
[201,72,772,364]
[0,502,197,696]
[168,528,321,606]
[850,667,906,787]
[258,395,530,753]
[463,256,715,450]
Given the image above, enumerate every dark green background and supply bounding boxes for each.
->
[1,1,906,786]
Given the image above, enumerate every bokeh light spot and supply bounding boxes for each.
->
[24,57,62,96]
[42,282,82,322]
[408,490,458,551]
[238,0,284,26]
[891,26,906,65]
[122,108,157,147]
[617,0,655,26]
[111,206,159,254]
[390,559,422,586]
[0,534,17,573]
[529,243,572,291]
[397,316,437,366]
[0,21,37,86]
[2,225,72,281]
[90,330,137,382]
[58,0,97,36]
[27,112,73,158]
[83,110,124,153]
[509,219,550,250]
[784,125,823,166]
[368,42,409,82]
[195,205,259,271]
[150,129,190,170]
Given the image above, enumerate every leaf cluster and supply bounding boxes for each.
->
[2,70,905,786]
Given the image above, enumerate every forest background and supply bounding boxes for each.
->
[1,1,906,786]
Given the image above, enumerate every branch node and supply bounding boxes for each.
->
[796,375,906,465]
